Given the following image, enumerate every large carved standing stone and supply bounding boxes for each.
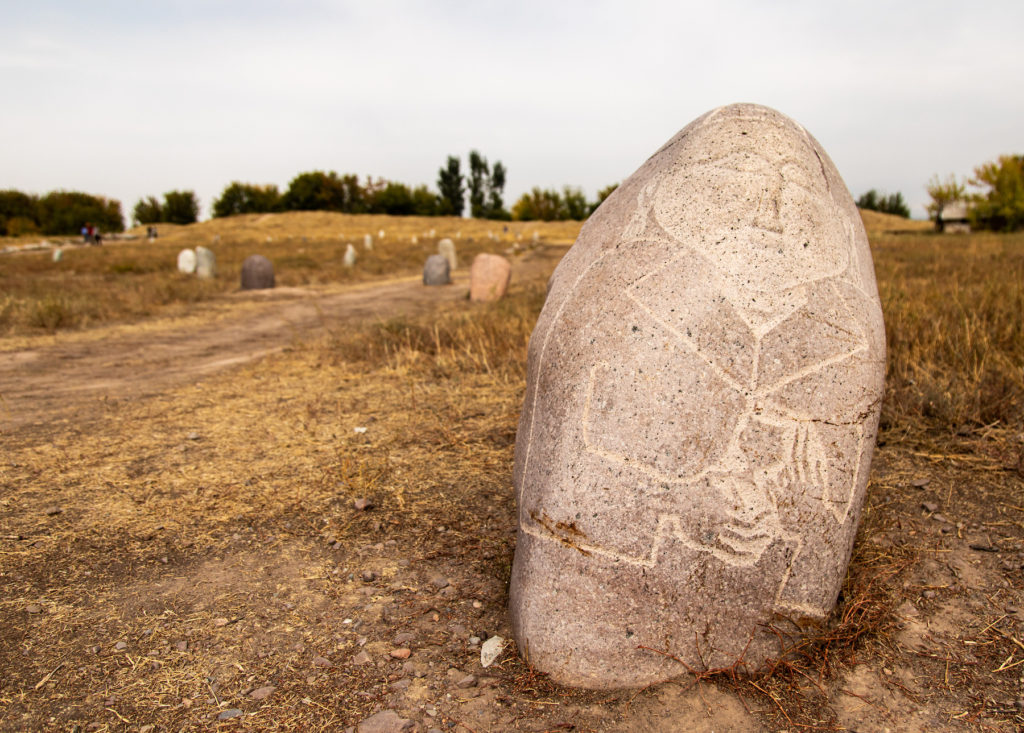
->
[240,254,275,290]
[509,104,886,689]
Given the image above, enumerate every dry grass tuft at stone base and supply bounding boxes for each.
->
[2,210,1024,731]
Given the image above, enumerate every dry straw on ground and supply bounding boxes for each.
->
[2,211,1023,731]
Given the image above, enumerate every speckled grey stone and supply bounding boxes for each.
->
[509,103,885,689]
[240,254,275,290]
[423,254,451,285]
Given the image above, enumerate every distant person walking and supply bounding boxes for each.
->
[81,224,90,244]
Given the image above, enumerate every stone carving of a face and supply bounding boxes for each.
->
[651,112,850,303]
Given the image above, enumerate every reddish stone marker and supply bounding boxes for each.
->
[469,253,512,302]
[509,104,886,688]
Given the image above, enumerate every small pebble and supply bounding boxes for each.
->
[312,656,332,667]
[213,617,230,627]
[361,570,378,582]
[250,685,276,700]
[353,497,373,511]
[175,640,188,652]
[390,648,412,659]
[911,477,931,488]
[186,432,201,441]
[114,641,128,650]
[44,506,63,516]
[431,575,450,590]
[26,604,42,614]
[352,651,372,665]
[217,709,243,720]
[921,501,938,513]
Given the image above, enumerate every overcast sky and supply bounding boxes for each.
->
[2,0,1021,222]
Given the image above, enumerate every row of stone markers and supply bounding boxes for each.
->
[422,238,512,302]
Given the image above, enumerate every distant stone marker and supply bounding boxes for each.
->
[363,234,373,251]
[52,248,63,263]
[195,246,216,278]
[422,254,451,285]
[240,254,275,290]
[509,103,886,688]
[343,243,357,267]
[469,253,511,302]
[411,235,418,245]
[377,228,385,240]
[437,238,457,271]
[177,248,197,274]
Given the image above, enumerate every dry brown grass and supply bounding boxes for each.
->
[3,210,1024,730]
[0,212,580,337]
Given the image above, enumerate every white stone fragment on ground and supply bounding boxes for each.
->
[343,243,357,267]
[480,635,506,667]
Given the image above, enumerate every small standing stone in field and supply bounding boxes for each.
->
[43,506,62,516]
[422,254,450,286]
[240,254,275,290]
[378,229,385,240]
[532,230,540,243]
[344,244,357,267]
[356,710,416,733]
[363,234,373,251]
[52,248,63,263]
[437,238,457,270]
[429,229,436,237]
[469,253,511,302]
[250,685,276,700]
[195,246,216,278]
[411,235,418,244]
[353,497,373,511]
[177,248,197,274]
[510,103,886,688]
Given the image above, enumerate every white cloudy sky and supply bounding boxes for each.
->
[2,0,1021,221]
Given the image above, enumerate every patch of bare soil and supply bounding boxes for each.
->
[1,242,1023,732]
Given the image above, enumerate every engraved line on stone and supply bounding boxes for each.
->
[519,249,616,485]
[521,513,771,570]
[582,362,718,487]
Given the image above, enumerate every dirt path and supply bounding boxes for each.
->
[0,246,562,434]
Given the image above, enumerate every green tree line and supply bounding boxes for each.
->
[0,189,124,236]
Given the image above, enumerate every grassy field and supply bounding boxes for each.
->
[2,210,1024,731]
[0,212,581,336]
